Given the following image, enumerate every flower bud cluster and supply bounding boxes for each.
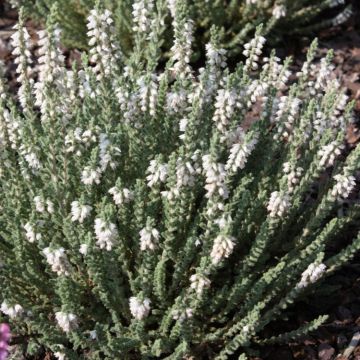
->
[318,141,344,168]
[34,27,66,122]
[331,174,356,201]
[146,160,168,187]
[71,201,92,223]
[202,155,228,199]
[132,0,154,33]
[283,162,303,193]
[297,263,326,289]
[139,226,159,251]
[55,312,78,333]
[65,128,98,156]
[272,5,287,19]
[11,23,33,110]
[210,234,235,265]
[171,19,194,78]
[94,218,118,251]
[1,302,24,319]
[273,97,302,141]
[190,274,211,296]
[42,247,71,276]
[243,35,266,71]
[129,297,151,320]
[24,221,43,243]
[34,196,54,214]
[137,74,158,116]
[267,191,291,218]
[87,9,121,79]
[226,133,259,173]
[212,89,238,134]
[109,187,134,206]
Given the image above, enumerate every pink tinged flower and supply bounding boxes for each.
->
[0,323,10,360]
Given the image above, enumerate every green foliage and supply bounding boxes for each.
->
[0,5,359,359]
[256,315,329,345]
[7,0,353,56]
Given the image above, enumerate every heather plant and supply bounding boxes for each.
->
[7,0,353,55]
[0,3,360,359]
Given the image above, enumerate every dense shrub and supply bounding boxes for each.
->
[7,0,354,55]
[0,3,359,359]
